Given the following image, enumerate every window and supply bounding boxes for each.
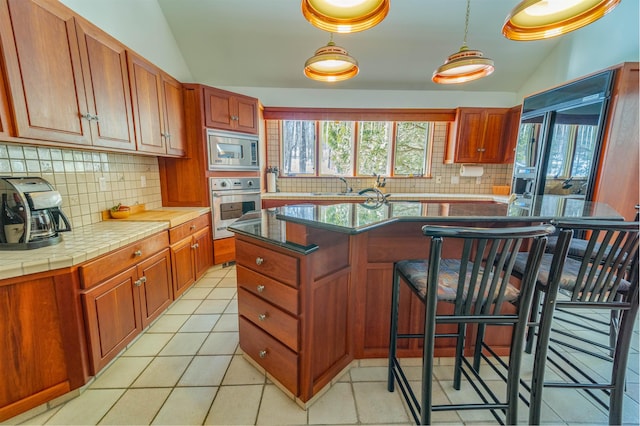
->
[280,120,434,177]
[546,123,598,179]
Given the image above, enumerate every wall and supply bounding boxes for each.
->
[265,121,513,195]
[59,0,193,82]
[0,143,162,228]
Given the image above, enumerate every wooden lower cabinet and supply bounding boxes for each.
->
[213,237,236,265]
[169,214,213,298]
[235,230,352,402]
[0,269,88,422]
[80,234,172,374]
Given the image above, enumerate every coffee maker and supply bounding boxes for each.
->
[0,176,72,250]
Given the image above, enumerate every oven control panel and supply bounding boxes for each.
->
[210,177,259,192]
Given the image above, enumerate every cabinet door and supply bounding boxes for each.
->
[193,226,213,278]
[128,52,166,154]
[204,87,234,131]
[0,63,12,137]
[480,110,508,163]
[170,236,196,299]
[137,249,172,327]
[162,73,186,156]
[75,19,136,150]
[0,0,91,145]
[235,95,259,134]
[82,267,141,374]
[452,109,484,163]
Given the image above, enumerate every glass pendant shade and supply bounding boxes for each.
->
[503,0,621,41]
[301,0,389,33]
[304,40,359,82]
[432,46,495,84]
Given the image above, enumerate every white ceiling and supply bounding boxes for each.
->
[156,0,566,92]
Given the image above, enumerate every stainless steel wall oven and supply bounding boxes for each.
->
[210,177,260,239]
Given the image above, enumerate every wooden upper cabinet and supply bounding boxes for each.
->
[74,18,136,151]
[0,59,12,137]
[0,0,92,145]
[445,107,512,164]
[162,73,186,156]
[128,52,166,154]
[204,87,258,134]
[502,106,522,164]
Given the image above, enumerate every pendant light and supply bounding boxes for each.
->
[432,0,494,85]
[304,34,359,82]
[301,0,389,33]
[502,0,621,41]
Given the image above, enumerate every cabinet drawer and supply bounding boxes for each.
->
[236,239,298,287]
[80,231,169,289]
[169,214,210,244]
[239,317,298,394]
[238,288,298,351]
[237,265,298,315]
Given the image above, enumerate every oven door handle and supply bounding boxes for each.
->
[212,191,261,198]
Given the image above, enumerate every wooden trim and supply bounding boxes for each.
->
[0,382,70,422]
[263,107,456,122]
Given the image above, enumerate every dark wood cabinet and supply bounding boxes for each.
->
[203,87,259,134]
[446,107,514,164]
[169,214,213,298]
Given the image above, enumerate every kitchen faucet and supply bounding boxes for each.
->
[338,177,352,193]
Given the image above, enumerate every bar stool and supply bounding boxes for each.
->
[387,223,555,425]
[512,219,639,425]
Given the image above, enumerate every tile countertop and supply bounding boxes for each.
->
[261,192,511,203]
[0,207,210,281]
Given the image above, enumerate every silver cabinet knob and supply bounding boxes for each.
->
[259,350,267,359]
[134,250,142,257]
[134,279,142,287]
[256,285,265,293]
[258,313,267,321]
[255,257,264,265]
[81,113,92,120]
[139,276,147,284]
[190,225,196,230]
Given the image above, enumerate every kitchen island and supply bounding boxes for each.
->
[229,196,622,406]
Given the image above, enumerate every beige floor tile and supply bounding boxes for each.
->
[403,379,462,424]
[541,387,609,424]
[131,356,192,387]
[151,387,217,425]
[178,355,232,386]
[16,405,62,425]
[308,382,358,424]
[207,287,237,299]
[179,314,221,332]
[159,332,208,356]
[90,356,153,388]
[204,267,227,278]
[166,299,202,315]
[221,355,266,385]
[98,388,170,425]
[358,358,389,367]
[439,379,507,423]
[217,276,238,288]
[224,299,238,314]
[204,384,263,425]
[352,381,410,424]
[256,384,307,425]
[212,314,239,332]
[194,299,230,314]
[122,333,173,356]
[194,277,222,288]
[147,314,190,333]
[44,389,125,425]
[182,286,213,299]
[349,366,388,382]
[199,332,239,355]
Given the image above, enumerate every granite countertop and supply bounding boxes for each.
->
[0,207,210,281]
[229,196,622,254]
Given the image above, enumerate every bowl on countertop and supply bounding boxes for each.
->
[109,207,131,219]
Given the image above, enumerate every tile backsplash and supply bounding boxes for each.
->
[265,121,514,194]
[0,143,161,228]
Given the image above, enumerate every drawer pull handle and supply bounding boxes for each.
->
[134,250,142,257]
[256,285,265,293]
[191,243,199,249]
[190,225,196,230]
[259,350,267,359]
[258,313,267,321]
[255,257,264,265]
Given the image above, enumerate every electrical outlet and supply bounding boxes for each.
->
[98,176,106,191]
[140,175,146,188]
[451,176,460,185]
[435,176,442,184]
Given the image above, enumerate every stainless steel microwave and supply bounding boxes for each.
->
[207,129,259,171]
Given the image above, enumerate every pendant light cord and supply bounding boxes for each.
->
[462,0,471,48]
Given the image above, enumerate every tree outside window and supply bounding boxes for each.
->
[281,120,316,175]
[357,121,391,176]
[319,121,354,175]
[394,122,431,176]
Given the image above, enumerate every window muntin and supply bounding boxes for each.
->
[281,120,316,175]
[319,121,354,175]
